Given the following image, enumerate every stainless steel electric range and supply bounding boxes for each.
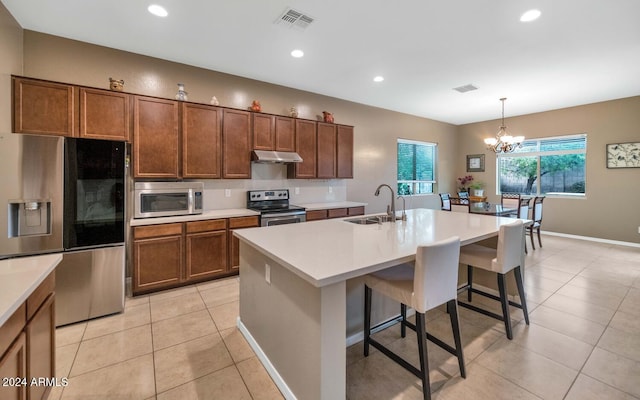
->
[246,189,306,227]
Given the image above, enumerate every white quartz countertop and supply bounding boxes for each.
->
[0,253,62,326]
[130,208,259,226]
[235,208,524,288]
[297,201,367,211]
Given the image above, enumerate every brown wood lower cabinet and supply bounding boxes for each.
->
[306,206,364,221]
[133,217,257,295]
[229,216,260,271]
[0,272,55,400]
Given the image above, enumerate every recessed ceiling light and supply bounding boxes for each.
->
[373,76,384,82]
[148,4,168,17]
[291,49,304,58]
[520,9,541,22]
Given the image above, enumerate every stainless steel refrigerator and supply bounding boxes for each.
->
[1,134,126,326]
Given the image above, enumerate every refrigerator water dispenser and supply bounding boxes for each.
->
[8,200,52,237]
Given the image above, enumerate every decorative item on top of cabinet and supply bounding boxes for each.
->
[287,119,317,179]
[322,111,334,123]
[222,109,252,179]
[210,96,219,106]
[289,107,298,118]
[12,76,76,137]
[79,87,131,141]
[133,96,179,178]
[250,100,262,112]
[182,103,222,178]
[175,83,188,101]
[109,78,124,91]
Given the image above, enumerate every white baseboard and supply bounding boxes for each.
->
[237,317,297,400]
[540,230,640,248]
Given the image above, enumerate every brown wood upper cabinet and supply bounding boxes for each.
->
[13,77,76,137]
[182,103,222,178]
[79,88,130,141]
[337,125,354,178]
[317,122,337,178]
[223,109,252,179]
[133,96,180,178]
[288,119,317,178]
[252,114,296,152]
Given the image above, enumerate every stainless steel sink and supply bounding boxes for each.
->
[344,215,392,225]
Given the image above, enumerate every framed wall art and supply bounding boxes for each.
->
[466,154,485,172]
[606,142,640,168]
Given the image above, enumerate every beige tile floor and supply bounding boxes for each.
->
[50,234,640,399]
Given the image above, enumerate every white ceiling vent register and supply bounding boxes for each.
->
[453,84,478,93]
[275,7,315,30]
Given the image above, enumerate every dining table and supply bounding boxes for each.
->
[469,202,518,216]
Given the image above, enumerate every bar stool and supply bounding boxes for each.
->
[459,220,529,340]
[363,236,465,400]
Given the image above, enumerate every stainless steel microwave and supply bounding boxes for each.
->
[134,182,204,218]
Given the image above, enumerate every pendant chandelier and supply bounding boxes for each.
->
[484,98,524,153]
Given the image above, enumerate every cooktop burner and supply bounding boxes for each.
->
[246,189,305,215]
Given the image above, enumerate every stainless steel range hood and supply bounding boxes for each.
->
[252,150,303,163]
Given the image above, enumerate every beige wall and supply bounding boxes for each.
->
[0,1,22,133]
[457,97,640,243]
[21,31,458,214]
[2,17,637,244]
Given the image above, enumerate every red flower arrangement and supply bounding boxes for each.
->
[457,175,474,192]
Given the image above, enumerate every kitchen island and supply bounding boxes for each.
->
[234,208,525,400]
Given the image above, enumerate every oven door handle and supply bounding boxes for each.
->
[262,211,306,218]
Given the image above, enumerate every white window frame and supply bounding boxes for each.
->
[497,133,587,197]
[397,138,437,196]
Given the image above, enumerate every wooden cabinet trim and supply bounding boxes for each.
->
[0,304,26,359]
[186,219,227,233]
[26,272,55,321]
[306,209,328,221]
[229,216,259,229]
[327,208,348,219]
[134,223,183,239]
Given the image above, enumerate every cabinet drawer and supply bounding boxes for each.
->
[26,272,55,320]
[348,206,365,216]
[306,210,328,221]
[327,208,348,219]
[0,304,25,358]
[186,219,227,233]
[229,216,259,229]
[134,223,183,239]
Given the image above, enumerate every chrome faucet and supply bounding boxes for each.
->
[397,195,407,221]
[374,184,396,223]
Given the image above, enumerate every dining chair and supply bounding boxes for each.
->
[458,220,529,340]
[458,191,470,199]
[528,196,545,249]
[439,193,451,211]
[518,197,532,253]
[364,236,465,400]
[501,193,521,218]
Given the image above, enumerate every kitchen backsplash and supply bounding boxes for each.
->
[198,163,347,210]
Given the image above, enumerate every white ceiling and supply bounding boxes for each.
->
[3,0,640,125]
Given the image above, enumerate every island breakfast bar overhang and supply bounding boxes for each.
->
[234,208,527,400]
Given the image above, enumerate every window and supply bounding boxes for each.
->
[397,139,436,195]
[498,134,587,196]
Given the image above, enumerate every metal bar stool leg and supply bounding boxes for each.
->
[497,273,513,340]
[415,312,432,400]
[401,304,407,338]
[447,300,466,378]
[467,265,473,302]
[364,285,372,356]
[514,266,530,325]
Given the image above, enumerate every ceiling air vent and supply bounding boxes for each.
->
[275,7,315,30]
[453,84,478,93]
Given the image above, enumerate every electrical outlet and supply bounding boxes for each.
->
[294,187,300,195]
[265,264,271,284]
[225,189,231,197]
[637,226,640,234]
